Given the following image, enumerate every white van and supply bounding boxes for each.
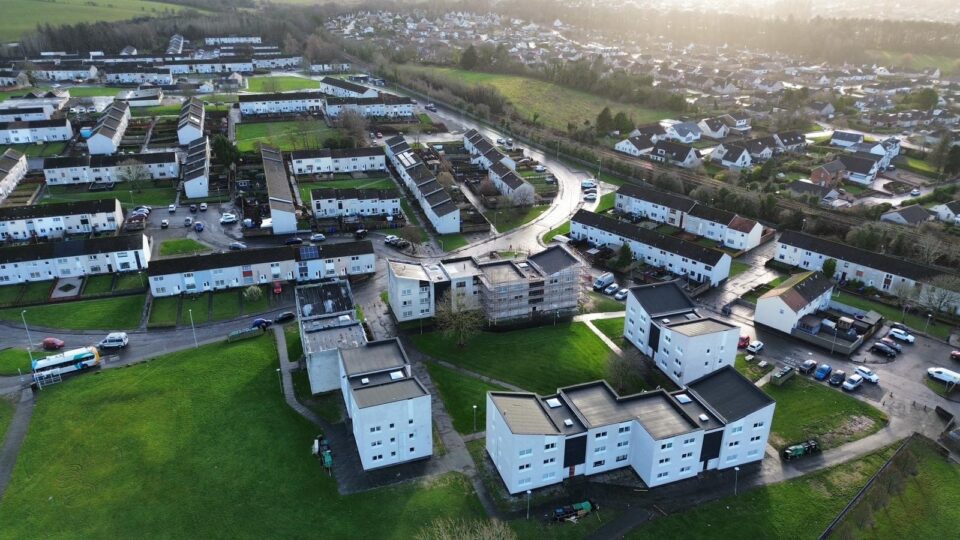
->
[99,332,129,350]
[593,272,615,291]
[927,367,960,385]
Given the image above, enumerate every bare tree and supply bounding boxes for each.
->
[415,518,516,540]
[914,235,944,265]
[921,275,960,314]
[609,354,636,393]
[510,187,535,207]
[435,291,485,348]
[890,280,919,321]
[119,160,150,193]
[337,110,368,146]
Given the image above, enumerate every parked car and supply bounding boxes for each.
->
[284,237,304,245]
[42,337,65,350]
[160,219,169,229]
[354,229,368,239]
[951,350,960,361]
[889,322,910,332]
[738,335,751,349]
[814,363,833,381]
[842,374,864,392]
[746,340,764,354]
[855,366,880,383]
[168,204,176,213]
[274,311,296,324]
[251,318,272,330]
[375,132,383,138]
[133,206,151,214]
[310,233,327,243]
[870,342,897,358]
[593,272,615,291]
[189,204,198,213]
[614,289,629,301]
[219,213,238,224]
[580,180,597,190]
[927,367,960,385]
[395,239,411,249]
[496,137,505,144]
[582,188,598,195]
[583,193,598,202]
[384,234,400,245]
[603,283,620,295]
[424,104,436,112]
[879,337,902,352]
[799,359,818,375]
[194,221,204,232]
[828,369,847,386]
[534,165,546,173]
[199,203,208,211]
[229,241,247,251]
[888,328,915,343]
[184,217,193,227]
[910,188,921,196]
[98,332,129,349]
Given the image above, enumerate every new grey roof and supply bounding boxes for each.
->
[320,76,371,95]
[628,280,697,318]
[352,378,427,408]
[837,153,878,175]
[237,91,323,103]
[0,149,24,174]
[666,317,735,337]
[527,245,579,275]
[490,393,560,435]
[340,338,408,377]
[561,382,699,440]
[831,130,864,143]
[882,204,933,225]
[687,366,775,423]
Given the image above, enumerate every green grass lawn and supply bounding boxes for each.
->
[438,233,469,251]
[485,205,548,233]
[584,291,625,313]
[298,177,396,202]
[595,192,616,214]
[399,66,672,131]
[246,76,319,93]
[114,273,146,291]
[831,292,952,340]
[235,121,340,153]
[742,275,788,304]
[42,184,177,208]
[0,347,32,376]
[131,104,182,117]
[425,363,506,434]
[181,295,210,325]
[291,369,344,423]
[543,221,570,243]
[4,295,145,330]
[148,296,180,327]
[211,291,242,322]
[0,284,22,306]
[734,353,772,383]
[0,336,486,537]
[159,238,211,257]
[847,438,960,538]
[242,286,271,314]
[82,275,114,296]
[896,155,940,179]
[0,0,190,40]
[629,444,897,539]
[924,377,959,398]
[411,323,621,395]
[729,260,751,278]
[0,141,67,157]
[763,376,888,450]
[0,395,13,448]
[20,281,52,304]
[591,317,625,346]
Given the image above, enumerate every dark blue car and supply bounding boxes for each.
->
[814,363,832,381]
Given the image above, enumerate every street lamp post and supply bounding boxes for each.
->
[20,310,34,362]
[472,404,477,432]
[924,313,932,335]
[188,308,198,349]
[830,326,839,355]
[526,489,532,519]
[596,158,602,180]
[276,368,283,395]
[734,466,741,496]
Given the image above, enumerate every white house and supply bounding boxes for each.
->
[624,281,740,386]
[177,98,204,146]
[698,117,729,139]
[289,147,386,175]
[0,198,123,240]
[931,200,960,225]
[161,58,254,74]
[488,161,534,202]
[3,90,70,112]
[310,187,401,218]
[485,367,774,494]
[570,210,731,287]
[118,88,163,108]
[318,77,379,99]
[323,95,415,119]
[86,101,130,155]
[650,140,701,169]
[0,233,150,285]
[711,143,752,169]
[830,130,864,148]
[182,137,210,199]
[296,280,366,393]
[614,183,695,226]
[754,272,834,335]
[310,62,352,74]
[238,91,325,116]
[384,135,460,234]
[386,260,445,322]
[102,66,174,86]
[837,153,881,185]
[880,205,935,227]
[721,112,751,135]
[205,36,262,45]
[43,152,178,185]
[614,136,655,157]
[262,145,298,234]
[0,106,51,122]
[29,64,97,82]
[664,122,701,144]
[0,118,73,145]
[0,149,28,204]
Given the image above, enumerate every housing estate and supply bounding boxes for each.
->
[0,106,51,122]
[0,198,123,240]
[43,152,179,185]
[177,98,205,145]
[289,147,386,175]
[463,130,533,201]
[296,279,367,394]
[182,137,211,198]
[0,149,27,204]
[0,118,73,145]
[384,135,460,234]
[323,95,415,119]
[262,145,298,234]
[102,66,174,85]
[0,234,150,284]
[237,91,325,116]
[754,272,835,335]
[310,187,401,219]
[86,101,130,155]
[318,77,379,99]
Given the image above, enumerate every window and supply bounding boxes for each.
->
[617,440,629,448]
[682,452,693,459]
[389,423,394,429]
[616,454,628,463]
[752,421,765,429]
[683,437,695,445]
[726,454,738,462]
[660,442,673,450]
[728,441,740,448]
[372,454,383,462]
[731,426,743,434]
[518,463,531,471]
[544,442,556,451]
[593,460,605,467]
[543,457,555,465]
[519,448,532,457]
[750,435,761,442]
[595,431,607,439]
[409,447,415,453]
[594,446,606,454]
[408,433,414,439]
[658,457,670,465]
[680,466,691,473]
[518,477,531,486]
[408,419,413,424]
[618,426,630,434]
[369,426,381,433]
[542,472,556,481]
[370,440,382,447]
[657,472,669,479]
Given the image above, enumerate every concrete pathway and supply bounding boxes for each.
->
[0,389,35,498]
[581,319,624,358]
[431,359,525,393]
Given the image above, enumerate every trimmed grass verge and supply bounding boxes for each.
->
[591,317,625,347]
[584,291,624,313]
[485,205,548,233]
[438,233,469,251]
[0,347,32,376]
[82,275,114,296]
[543,220,570,243]
[425,363,506,434]
[180,295,209,325]
[734,353,772,383]
[235,121,340,153]
[246,76,319,92]
[160,238,211,257]
[148,296,180,327]
[211,291,242,322]
[4,295,145,330]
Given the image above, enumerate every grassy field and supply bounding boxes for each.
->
[865,49,960,74]
[425,363,506,434]
[411,323,624,395]
[831,292,951,340]
[0,0,192,40]
[438,233,469,251]
[131,104,182,117]
[235,121,340,153]
[247,76,319,93]
[0,336,486,538]
[591,316,625,347]
[896,155,940,179]
[0,142,67,157]
[0,348,32,376]
[211,291,242,322]
[42,184,178,208]
[19,281,52,303]
[181,295,209,325]
[298,177,396,202]
[159,238,211,257]
[148,296,179,327]
[628,444,896,539]
[543,221,570,243]
[82,274,114,296]
[763,375,888,450]
[398,66,673,131]
[485,205,548,233]
[4,295,145,330]
[115,273,145,291]
[847,438,960,538]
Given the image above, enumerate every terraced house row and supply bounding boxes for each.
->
[384,134,460,234]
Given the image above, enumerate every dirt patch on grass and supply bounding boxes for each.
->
[821,415,882,448]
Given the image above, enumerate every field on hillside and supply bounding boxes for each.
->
[0,0,191,41]
[865,50,960,74]
[397,66,673,130]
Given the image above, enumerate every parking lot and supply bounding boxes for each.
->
[140,201,245,256]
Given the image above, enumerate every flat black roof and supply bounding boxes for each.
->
[687,366,774,423]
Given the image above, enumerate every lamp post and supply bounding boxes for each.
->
[734,466,741,496]
[20,310,33,362]
[472,404,477,433]
[188,308,198,349]
[924,313,932,335]
[276,368,283,394]
[596,158,602,180]
[526,489,532,519]
[830,326,839,355]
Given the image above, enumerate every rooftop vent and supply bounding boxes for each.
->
[360,377,370,385]
[661,318,671,325]
[389,371,404,381]
[675,394,692,404]
[563,419,574,427]
[517,262,529,268]
[698,414,710,422]
[545,398,561,409]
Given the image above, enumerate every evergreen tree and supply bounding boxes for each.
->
[613,111,634,134]
[930,132,953,172]
[596,107,614,134]
[459,45,478,70]
[944,145,960,176]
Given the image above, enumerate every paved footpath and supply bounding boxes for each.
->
[0,389,35,498]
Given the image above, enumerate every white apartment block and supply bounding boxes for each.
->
[30,64,97,81]
[0,149,27,204]
[318,77,379,99]
[0,118,73,145]
[310,187,401,219]
[570,210,731,287]
[205,36,262,45]
[339,339,432,470]
[238,91,324,116]
[0,106,51,122]
[384,135,460,234]
[86,101,130,155]
[252,55,302,70]
[296,280,367,393]
[161,59,254,74]
[624,281,739,387]
[262,145,297,234]
[43,152,179,185]
[289,147,386,175]
[0,233,150,285]
[0,198,123,241]
[486,367,774,494]
[323,95,414,118]
[310,62,352,73]
[177,98,204,146]
[3,90,70,112]
[102,67,174,85]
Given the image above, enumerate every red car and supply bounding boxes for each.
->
[951,350,960,361]
[42,337,65,350]
[738,335,752,349]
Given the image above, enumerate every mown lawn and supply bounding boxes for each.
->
[425,363,506,434]
[438,234,469,251]
[148,296,180,327]
[82,275,114,296]
[298,177,396,202]
[484,205,548,233]
[0,284,22,306]
[235,121,340,153]
[5,295,145,330]
[242,286,271,314]
[291,369,345,424]
[131,104,182,117]
[247,76,319,93]
[20,281,53,303]
[0,141,67,157]
[211,291,242,321]
[114,273,146,291]
[0,0,190,41]
[591,316,625,347]
[159,238,211,256]
[595,192,616,214]
[831,292,952,340]
[180,295,210,325]
[398,66,672,131]
[628,444,897,539]
[543,220,570,242]
[410,323,620,395]
[42,184,177,208]
[763,375,888,450]
[0,347,32,376]
[729,260,751,278]
[0,336,486,538]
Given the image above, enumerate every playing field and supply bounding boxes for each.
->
[247,76,319,93]
[397,66,673,130]
[0,0,192,41]
[235,121,340,153]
